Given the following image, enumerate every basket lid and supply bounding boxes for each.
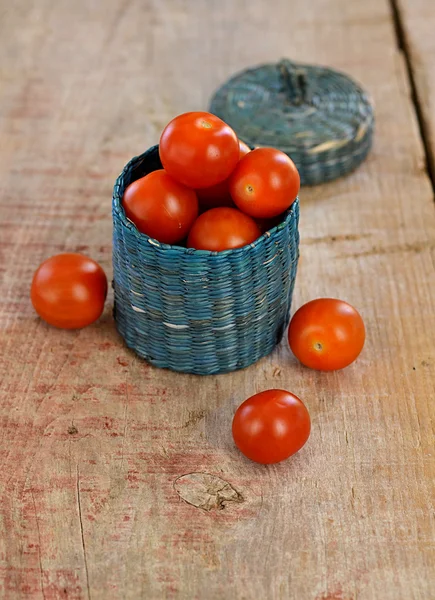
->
[209,59,374,186]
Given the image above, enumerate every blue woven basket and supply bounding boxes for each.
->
[112,145,299,375]
[210,59,375,186]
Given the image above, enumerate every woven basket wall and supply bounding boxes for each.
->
[112,145,300,375]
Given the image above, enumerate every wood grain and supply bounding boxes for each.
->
[1,0,435,598]
[394,0,435,183]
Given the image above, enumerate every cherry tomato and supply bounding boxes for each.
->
[232,389,311,464]
[255,214,284,234]
[187,207,261,251]
[229,147,300,218]
[31,253,107,329]
[122,170,198,245]
[288,298,365,371]
[196,140,251,210]
[159,112,239,189]
[238,140,251,157]
[196,181,236,211]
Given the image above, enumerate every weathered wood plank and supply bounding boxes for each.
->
[0,0,435,599]
[394,0,435,183]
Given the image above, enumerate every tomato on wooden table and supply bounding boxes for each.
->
[232,389,311,464]
[122,170,198,244]
[31,253,107,329]
[159,111,239,189]
[229,147,300,218]
[288,298,365,371]
[196,139,251,210]
[187,207,261,251]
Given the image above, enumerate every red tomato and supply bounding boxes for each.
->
[238,140,251,157]
[229,147,300,218]
[31,253,107,329]
[232,389,311,464]
[196,139,251,210]
[196,181,236,211]
[187,207,261,251]
[288,298,365,371]
[122,170,198,244]
[255,214,284,234]
[159,112,239,189]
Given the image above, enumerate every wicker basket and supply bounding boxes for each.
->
[112,145,299,375]
[210,59,375,186]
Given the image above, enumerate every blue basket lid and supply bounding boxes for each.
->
[209,59,375,186]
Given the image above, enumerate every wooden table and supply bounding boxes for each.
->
[1,1,434,598]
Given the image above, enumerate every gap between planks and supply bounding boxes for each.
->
[389,0,435,193]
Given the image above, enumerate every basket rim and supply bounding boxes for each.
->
[112,145,299,258]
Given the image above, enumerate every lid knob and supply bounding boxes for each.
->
[278,59,311,106]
